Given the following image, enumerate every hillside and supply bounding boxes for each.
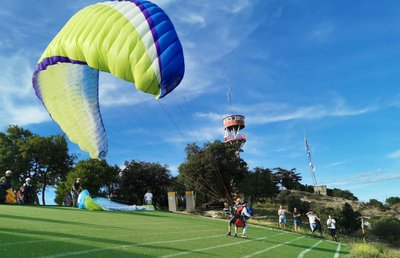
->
[290,190,400,219]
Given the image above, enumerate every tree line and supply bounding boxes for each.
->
[2,125,397,209]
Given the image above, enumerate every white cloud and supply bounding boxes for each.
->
[166,125,223,144]
[308,21,334,42]
[220,1,251,14]
[193,98,376,126]
[99,81,143,107]
[319,169,400,187]
[321,161,347,169]
[179,13,206,28]
[0,52,50,128]
[387,150,400,159]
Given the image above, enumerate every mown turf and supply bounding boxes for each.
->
[0,205,348,257]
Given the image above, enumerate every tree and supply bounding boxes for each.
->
[0,125,74,205]
[0,126,33,188]
[55,159,120,205]
[385,196,400,206]
[366,199,385,210]
[336,202,361,234]
[240,167,278,203]
[178,141,247,205]
[332,188,358,201]
[370,217,400,246]
[22,134,74,205]
[272,167,302,190]
[119,160,172,207]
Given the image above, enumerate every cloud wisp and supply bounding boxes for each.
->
[387,150,400,159]
[319,169,400,188]
[0,52,50,129]
[194,99,377,125]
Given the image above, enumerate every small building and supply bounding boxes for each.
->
[313,185,328,196]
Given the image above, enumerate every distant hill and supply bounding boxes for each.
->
[290,190,400,219]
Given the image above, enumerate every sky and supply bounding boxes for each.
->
[1,0,400,203]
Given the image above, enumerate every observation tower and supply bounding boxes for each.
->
[223,114,246,149]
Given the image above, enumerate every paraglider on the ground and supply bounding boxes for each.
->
[32,0,185,159]
[77,189,154,211]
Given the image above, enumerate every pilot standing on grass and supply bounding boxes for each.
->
[71,178,82,207]
[234,200,252,239]
[143,189,153,205]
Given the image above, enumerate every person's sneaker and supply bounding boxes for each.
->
[242,235,247,239]
[234,233,238,237]
[226,232,231,236]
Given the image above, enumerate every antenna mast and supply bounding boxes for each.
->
[304,135,318,186]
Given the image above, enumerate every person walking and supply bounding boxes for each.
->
[314,213,323,236]
[306,210,317,233]
[327,215,338,241]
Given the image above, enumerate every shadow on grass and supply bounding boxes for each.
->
[0,227,204,258]
[0,213,136,231]
[24,205,178,219]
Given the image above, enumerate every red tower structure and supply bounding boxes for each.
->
[223,114,246,149]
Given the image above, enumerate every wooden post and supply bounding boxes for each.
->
[167,191,177,212]
[185,191,195,211]
[361,217,365,243]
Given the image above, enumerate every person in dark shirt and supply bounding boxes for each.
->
[71,178,82,207]
[293,207,301,232]
[23,178,38,205]
[0,170,13,203]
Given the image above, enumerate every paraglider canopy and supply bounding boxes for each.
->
[33,0,185,160]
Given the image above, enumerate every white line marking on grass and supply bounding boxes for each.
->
[241,236,305,258]
[38,234,225,258]
[334,243,341,258]
[161,232,288,258]
[297,240,323,258]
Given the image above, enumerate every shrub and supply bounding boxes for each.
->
[385,196,400,206]
[366,199,385,211]
[349,243,383,258]
[287,196,310,214]
[332,188,358,201]
[276,190,291,205]
[276,190,310,214]
[336,203,361,234]
[370,217,400,246]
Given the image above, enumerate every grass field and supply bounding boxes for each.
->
[0,205,348,257]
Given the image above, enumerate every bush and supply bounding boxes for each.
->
[366,199,385,211]
[276,190,310,213]
[276,190,291,205]
[336,203,361,234]
[332,188,358,201]
[350,243,383,258]
[370,217,400,246]
[287,195,310,214]
[385,197,400,206]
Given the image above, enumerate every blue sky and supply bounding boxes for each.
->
[1,0,400,203]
